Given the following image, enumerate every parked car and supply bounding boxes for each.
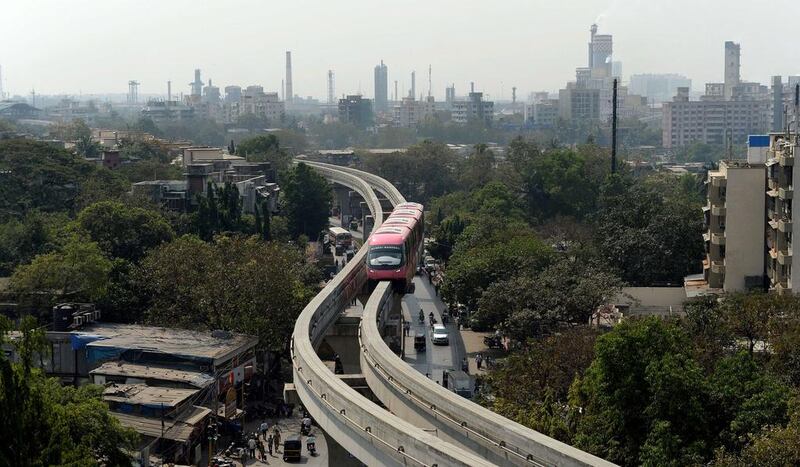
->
[432,324,449,345]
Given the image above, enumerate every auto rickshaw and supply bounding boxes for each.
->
[413,331,426,352]
[283,434,302,462]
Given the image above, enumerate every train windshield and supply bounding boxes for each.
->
[368,245,404,269]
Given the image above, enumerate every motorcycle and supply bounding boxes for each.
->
[307,438,317,456]
[418,310,424,324]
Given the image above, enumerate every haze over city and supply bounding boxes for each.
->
[2,0,800,98]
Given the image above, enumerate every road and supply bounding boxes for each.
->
[401,274,468,388]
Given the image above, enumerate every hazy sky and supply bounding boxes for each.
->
[2,0,799,100]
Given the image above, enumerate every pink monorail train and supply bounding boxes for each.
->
[366,203,424,292]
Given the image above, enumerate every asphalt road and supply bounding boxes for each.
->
[401,275,467,387]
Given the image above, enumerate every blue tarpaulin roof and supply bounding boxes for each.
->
[70,333,107,350]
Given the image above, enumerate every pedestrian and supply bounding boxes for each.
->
[462,357,468,373]
[476,353,483,370]
[260,421,268,439]
[267,432,274,455]
[404,321,410,336]
[273,426,281,453]
[259,439,267,460]
[248,436,257,459]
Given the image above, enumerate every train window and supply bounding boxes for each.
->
[368,245,404,269]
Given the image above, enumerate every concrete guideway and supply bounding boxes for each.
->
[291,161,493,467]
[295,160,616,466]
[361,283,616,467]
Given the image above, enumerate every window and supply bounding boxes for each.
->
[368,245,404,270]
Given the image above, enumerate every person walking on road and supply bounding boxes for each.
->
[476,353,483,370]
[273,426,281,453]
[259,421,268,440]
[248,436,257,459]
[267,432,274,455]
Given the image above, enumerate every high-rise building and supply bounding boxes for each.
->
[445,85,455,107]
[285,51,293,104]
[374,61,388,112]
[588,24,613,78]
[724,41,741,100]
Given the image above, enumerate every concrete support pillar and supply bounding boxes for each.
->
[349,191,364,221]
[363,215,374,239]
[335,186,352,225]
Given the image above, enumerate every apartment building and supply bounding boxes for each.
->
[392,96,436,128]
[766,132,800,293]
[451,92,494,126]
[703,157,766,291]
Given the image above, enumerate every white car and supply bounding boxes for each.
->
[432,324,449,345]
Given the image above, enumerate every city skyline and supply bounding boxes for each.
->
[1,0,800,100]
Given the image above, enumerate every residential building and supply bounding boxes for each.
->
[451,92,493,125]
[558,85,600,121]
[239,85,285,122]
[374,60,388,113]
[392,96,436,128]
[662,42,776,148]
[141,99,195,123]
[766,132,799,293]
[663,87,771,148]
[531,99,559,128]
[703,157,766,291]
[338,95,373,128]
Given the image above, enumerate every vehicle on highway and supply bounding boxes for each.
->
[432,324,449,345]
[327,226,352,255]
[424,256,436,270]
[283,434,302,462]
[446,370,472,398]
[366,203,424,292]
[413,331,426,351]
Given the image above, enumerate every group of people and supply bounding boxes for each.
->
[244,423,282,461]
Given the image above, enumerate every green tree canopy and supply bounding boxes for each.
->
[75,201,175,262]
[136,235,318,351]
[0,316,138,466]
[281,162,332,239]
[237,134,292,170]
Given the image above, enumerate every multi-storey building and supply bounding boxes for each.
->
[558,85,600,121]
[629,73,692,104]
[338,95,373,128]
[451,92,493,125]
[703,157,766,291]
[766,132,800,293]
[392,96,436,128]
[663,87,771,148]
[239,85,284,122]
[374,60,388,113]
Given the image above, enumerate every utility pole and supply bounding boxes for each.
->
[611,78,618,174]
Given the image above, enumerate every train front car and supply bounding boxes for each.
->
[365,204,424,293]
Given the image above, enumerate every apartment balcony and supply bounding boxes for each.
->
[779,187,794,200]
[779,152,795,167]
[778,249,792,266]
[710,260,725,274]
[779,218,793,233]
[774,281,792,295]
[769,178,778,190]
[709,175,727,187]
[711,233,725,245]
[711,205,726,216]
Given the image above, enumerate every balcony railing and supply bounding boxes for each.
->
[779,187,794,200]
[779,218,793,233]
[711,233,725,245]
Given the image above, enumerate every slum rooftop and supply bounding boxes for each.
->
[77,323,258,367]
[90,361,215,389]
[102,383,198,408]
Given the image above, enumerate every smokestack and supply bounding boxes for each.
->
[428,64,432,98]
[611,78,618,173]
[410,71,416,99]
[167,81,172,101]
[285,51,293,103]
[512,86,517,104]
[394,80,398,102]
[470,82,474,93]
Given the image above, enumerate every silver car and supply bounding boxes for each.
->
[432,324,449,345]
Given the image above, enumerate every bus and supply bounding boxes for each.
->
[327,227,352,254]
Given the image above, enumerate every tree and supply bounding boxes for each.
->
[0,211,66,275]
[476,259,624,339]
[486,328,598,443]
[0,316,138,466]
[75,201,174,262]
[136,235,318,351]
[9,235,113,304]
[0,139,96,219]
[237,134,292,170]
[281,163,332,239]
[74,134,102,157]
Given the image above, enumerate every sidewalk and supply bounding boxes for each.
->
[460,329,504,375]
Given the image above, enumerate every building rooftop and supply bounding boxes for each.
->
[90,361,215,388]
[111,405,211,442]
[102,383,198,408]
[77,323,258,367]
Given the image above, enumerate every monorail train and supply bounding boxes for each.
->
[366,203,424,292]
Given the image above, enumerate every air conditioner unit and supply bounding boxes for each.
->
[73,316,84,327]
